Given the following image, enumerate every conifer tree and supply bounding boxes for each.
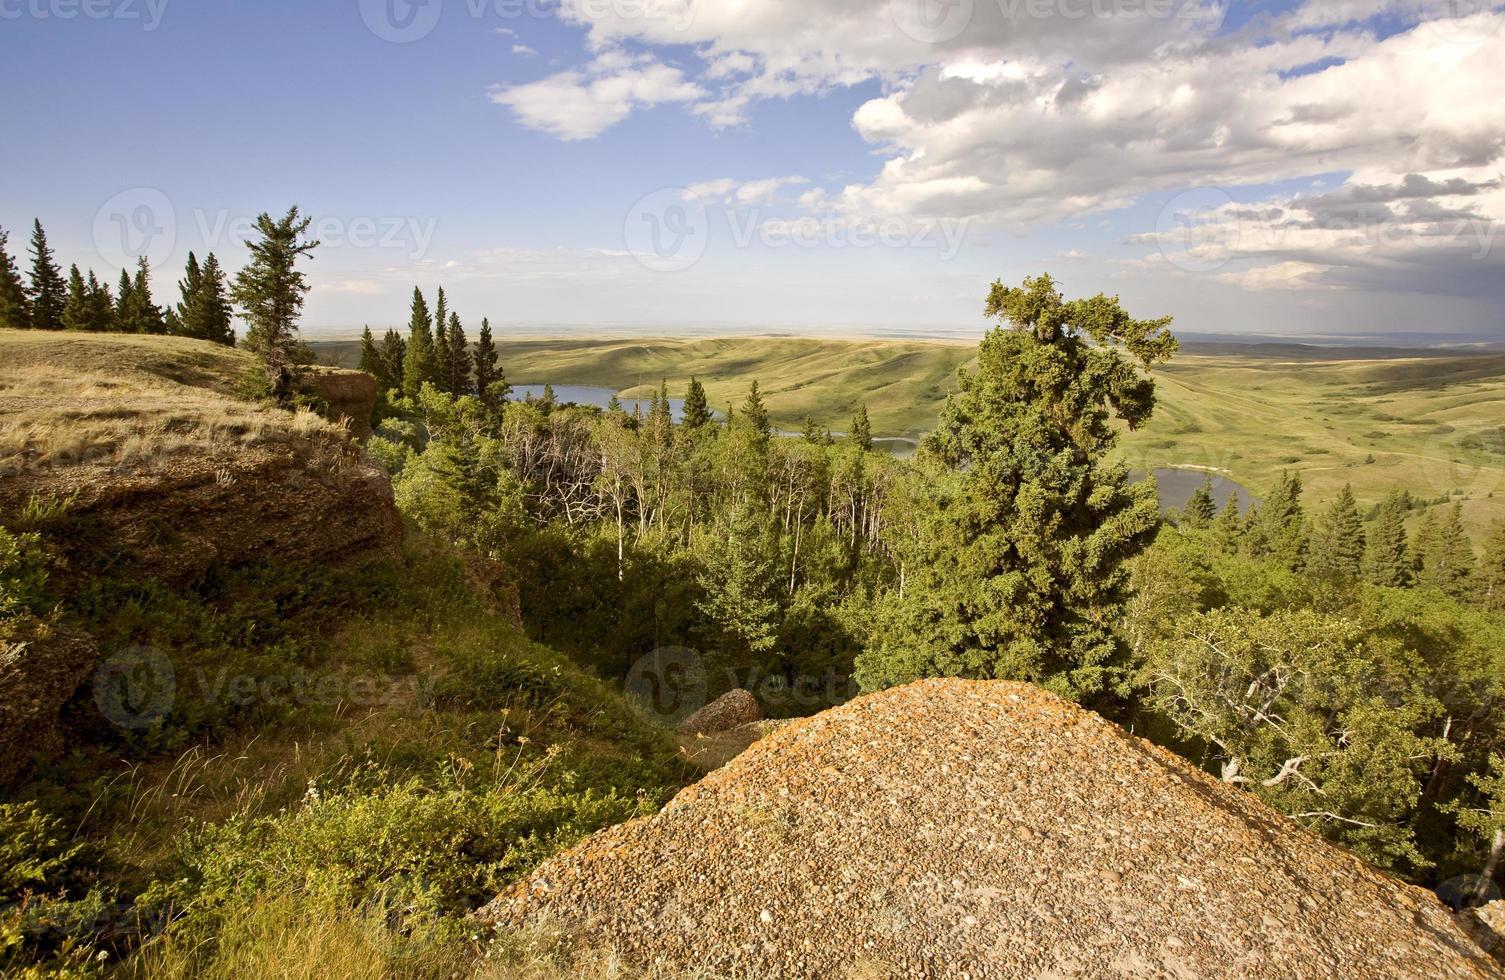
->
[0,226,30,328]
[1364,491,1412,587]
[1480,522,1505,611]
[445,311,469,395]
[115,268,135,331]
[84,269,113,332]
[682,377,713,429]
[379,329,407,393]
[432,288,453,393]
[26,220,65,330]
[61,264,90,331]
[174,252,234,344]
[174,253,204,337]
[850,404,873,452]
[856,273,1177,702]
[358,325,384,383]
[1416,502,1474,597]
[230,207,319,403]
[1184,475,1217,529]
[742,381,771,442]
[802,416,827,445]
[1307,483,1365,581]
[472,317,505,404]
[1249,471,1307,570]
[540,382,557,414]
[1210,492,1244,553]
[118,257,165,334]
[402,287,437,398]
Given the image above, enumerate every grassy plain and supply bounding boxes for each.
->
[312,334,1505,536]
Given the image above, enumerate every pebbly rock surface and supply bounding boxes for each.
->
[676,688,762,736]
[483,679,1500,978]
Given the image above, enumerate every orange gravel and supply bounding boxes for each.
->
[482,680,1498,978]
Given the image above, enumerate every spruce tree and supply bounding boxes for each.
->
[380,329,407,394]
[1364,491,1412,587]
[1480,522,1505,611]
[118,257,166,334]
[1184,475,1217,529]
[682,377,713,429]
[115,269,135,331]
[432,288,453,394]
[402,287,436,398]
[856,273,1177,702]
[358,326,385,384]
[445,311,469,395]
[850,404,873,452]
[1307,483,1365,581]
[174,253,204,336]
[472,317,505,404]
[26,220,65,330]
[540,382,557,414]
[1250,471,1307,570]
[1411,510,1441,582]
[230,207,319,403]
[197,253,235,345]
[61,264,90,331]
[1416,502,1474,597]
[84,269,114,332]
[802,416,827,445]
[0,226,30,328]
[1211,492,1244,554]
[742,381,771,442]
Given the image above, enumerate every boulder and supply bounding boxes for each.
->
[676,689,761,736]
[0,618,98,787]
[303,367,378,438]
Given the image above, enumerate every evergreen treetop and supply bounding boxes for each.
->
[230,207,319,402]
[27,219,65,331]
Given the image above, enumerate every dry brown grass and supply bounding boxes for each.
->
[0,329,346,484]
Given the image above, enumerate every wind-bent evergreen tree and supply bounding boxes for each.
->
[379,329,407,394]
[742,381,771,442]
[1364,491,1412,587]
[231,207,319,403]
[174,252,234,344]
[682,377,713,429]
[402,287,437,398]
[358,326,384,384]
[1184,476,1217,529]
[1416,502,1474,597]
[857,274,1177,703]
[850,404,872,452]
[1307,483,1365,581]
[27,220,65,330]
[84,270,113,332]
[0,226,30,328]
[1480,522,1505,611]
[445,311,469,395]
[472,317,505,404]
[61,265,90,331]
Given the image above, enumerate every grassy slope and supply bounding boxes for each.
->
[311,335,1505,536]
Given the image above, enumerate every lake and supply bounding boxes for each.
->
[1137,468,1256,514]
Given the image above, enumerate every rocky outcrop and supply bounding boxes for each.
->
[484,679,1499,978]
[0,618,98,786]
[303,367,379,439]
[676,688,761,736]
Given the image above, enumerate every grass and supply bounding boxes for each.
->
[312,335,1505,537]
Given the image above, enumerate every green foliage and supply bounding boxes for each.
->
[0,225,30,329]
[1182,475,1216,529]
[849,404,872,452]
[858,274,1176,703]
[26,220,65,331]
[60,265,89,332]
[402,287,438,398]
[741,381,771,441]
[173,252,234,345]
[1307,483,1365,582]
[1415,502,1474,597]
[0,525,48,618]
[1364,491,1412,587]
[682,376,712,429]
[1481,522,1505,611]
[472,318,505,405]
[1245,471,1307,570]
[232,208,318,403]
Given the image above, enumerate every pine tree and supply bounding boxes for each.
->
[115,268,135,331]
[230,207,319,403]
[118,257,165,334]
[1307,483,1365,582]
[802,416,828,445]
[402,287,437,398]
[173,252,234,344]
[472,317,505,404]
[61,264,90,331]
[379,329,407,393]
[173,253,204,337]
[358,325,384,383]
[84,270,113,332]
[1250,471,1307,570]
[1184,475,1216,529]
[445,311,469,395]
[1480,523,1505,611]
[1211,492,1244,554]
[742,381,771,441]
[540,383,557,414]
[0,226,30,328]
[26,220,65,330]
[1411,510,1441,582]
[856,273,1177,701]
[432,288,453,394]
[1364,491,1412,587]
[682,377,713,429]
[850,404,873,452]
[1416,502,1474,597]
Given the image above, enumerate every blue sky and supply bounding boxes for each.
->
[1,0,1502,340]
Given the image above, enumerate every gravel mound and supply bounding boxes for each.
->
[677,689,762,736]
[483,680,1498,978]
